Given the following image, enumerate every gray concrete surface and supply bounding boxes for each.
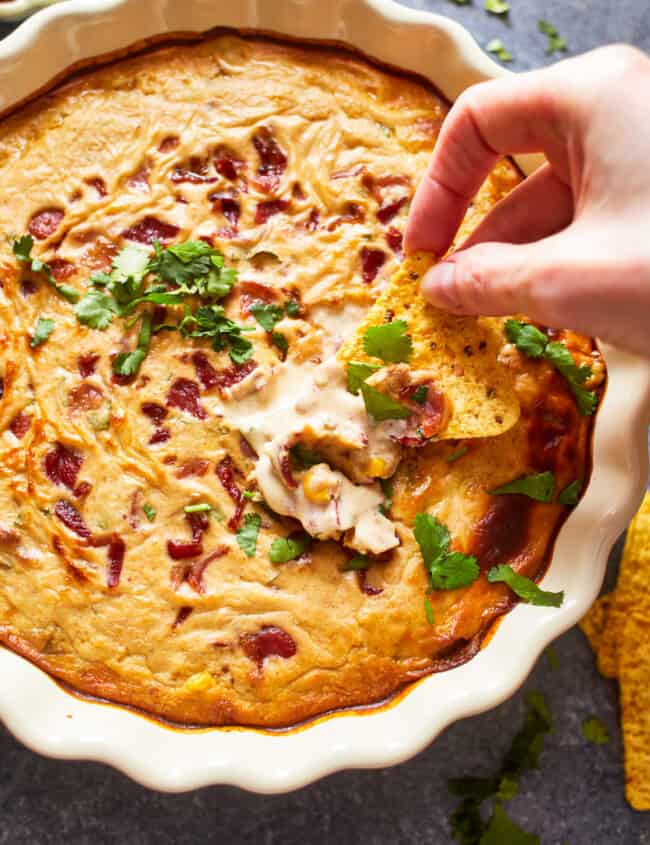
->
[0,1,649,842]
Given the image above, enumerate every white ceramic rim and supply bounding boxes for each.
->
[0,0,648,794]
[0,0,61,23]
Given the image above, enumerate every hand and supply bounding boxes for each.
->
[405,45,650,357]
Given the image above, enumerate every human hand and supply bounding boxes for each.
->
[405,45,650,357]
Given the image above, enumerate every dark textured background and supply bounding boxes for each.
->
[0,1,649,843]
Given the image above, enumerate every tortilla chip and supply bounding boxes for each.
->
[620,614,650,810]
[579,593,617,678]
[338,252,520,440]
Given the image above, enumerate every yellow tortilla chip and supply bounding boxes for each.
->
[338,252,520,439]
[579,593,617,678]
[620,614,650,811]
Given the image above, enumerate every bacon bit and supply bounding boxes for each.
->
[85,177,107,198]
[172,606,193,628]
[159,136,180,153]
[252,127,287,194]
[149,427,171,445]
[216,456,242,503]
[44,443,83,490]
[69,382,103,412]
[54,500,91,539]
[49,258,75,281]
[186,545,228,594]
[209,194,241,229]
[239,280,277,316]
[358,570,384,596]
[128,489,141,529]
[215,147,247,182]
[216,359,258,396]
[128,164,150,192]
[166,378,207,420]
[20,280,37,297]
[175,458,209,479]
[361,171,411,201]
[121,216,180,245]
[385,226,403,256]
[360,247,386,284]
[78,353,99,378]
[292,182,306,200]
[112,370,136,387]
[74,481,92,499]
[376,196,408,225]
[228,498,246,532]
[279,447,297,489]
[140,401,168,425]
[239,434,258,461]
[187,510,210,541]
[0,377,4,400]
[28,208,64,240]
[9,412,32,439]
[106,534,125,588]
[327,202,365,231]
[191,350,219,390]
[171,156,215,185]
[240,626,297,668]
[255,198,290,225]
[167,538,204,560]
[305,208,320,231]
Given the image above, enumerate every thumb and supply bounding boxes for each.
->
[420,238,568,322]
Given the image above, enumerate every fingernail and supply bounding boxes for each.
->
[421,261,457,308]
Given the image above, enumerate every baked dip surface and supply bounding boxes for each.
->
[0,34,604,726]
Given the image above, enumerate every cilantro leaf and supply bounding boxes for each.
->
[505,320,548,358]
[491,471,556,503]
[236,512,261,558]
[414,513,479,591]
[363,320,413,363]
[12,234,34,263]
[412,384,428,404]
[180,304,254,365]
[269,532,312,563]
[424,596,435,625]
[486,38,512,63]
[487,564,564,607]
[75,289,118,330]
[148,240,236,299]
[544,342,596,415]
[284,299,300,317]
[480,804,539,845]
[250,302,284,332]
[344,554,370,571]
[558,479,582,506]
[538,19,568,55]
[30,316,54,348]
[289,443,325,470]
[581,716,610,745]
[112,312,152,377]
[13,235,79,303]
[360,382,411,421]
[143,503,156,522]
[380,477,393,515]
[270,330,288,358]
[484,0,510,14]
[112,243,150,285]
[347,361,381,395]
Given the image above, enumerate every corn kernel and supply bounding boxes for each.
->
[184,671,213,692]
[366,457,386,477]
[302,465,335,504]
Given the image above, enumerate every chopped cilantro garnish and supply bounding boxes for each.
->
[491,471,556,503]
[484,0,510,14]
[344,554,370,571]
[558,479,583,506]
[179,304,254,365]
[380,477,393,515]
[412,384,428,405]
[413,513,479,591]
[446,445,468,464]
[113,312,152,377]
[284,298,300,317]
[289,443,325,470]
[363,320,413,363]
[347,360,381,395]
[538,19,568,55]
[270,330,288,358]
[505,319,548,358]
[360,382,411,422]
[148,240,236,298]
[487,564,564,607]
[269,532,312,563]
[486,38,512,63]
[424,596,435,626]
[13,235,79,303]
[184,503,213,513]
[75,290,118,330]
[30,316,54,348]
[250,302,284,332]
[581,716,610,745]
[143,503,156,521]
[236,512,261,558]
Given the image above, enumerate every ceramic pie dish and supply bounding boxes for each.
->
[0,0,61,22]
[0,0,648,793]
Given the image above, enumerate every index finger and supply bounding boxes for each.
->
[404,66,573,256]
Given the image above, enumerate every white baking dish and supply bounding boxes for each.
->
[0,0,648,794]
[0,0,60,22]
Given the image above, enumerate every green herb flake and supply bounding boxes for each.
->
[558,479,583,506]
[487,564,564,608]
[289,443,325,470]
[491,471,556,503]
[184,503,213,514]
[75,289,118,330]
[380,477,393,515]
[236,512,261,558]
[538,19,568,55]
[250,302,284,332]
[12,234,34,263]
[424,596,435,626]
[581,716,610,745]
[13,235,80,304]
[143,503,156,522]
[112,312,152,377]
[414,513,480,591]
[344,554,370,571]
[505,319,548,358]
[347,360,381,395]
[412,384,428,405]
[447,445,469,464]
[360,382,411,422]
[363,319,413,363]
[269,532,312,563]
[284,299,301,317]
[484,0,510,14]
[30,316,55,349]
[270,330,288,358]
[486,38,513,62]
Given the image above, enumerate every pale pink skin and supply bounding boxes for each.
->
[405,45,650,358]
